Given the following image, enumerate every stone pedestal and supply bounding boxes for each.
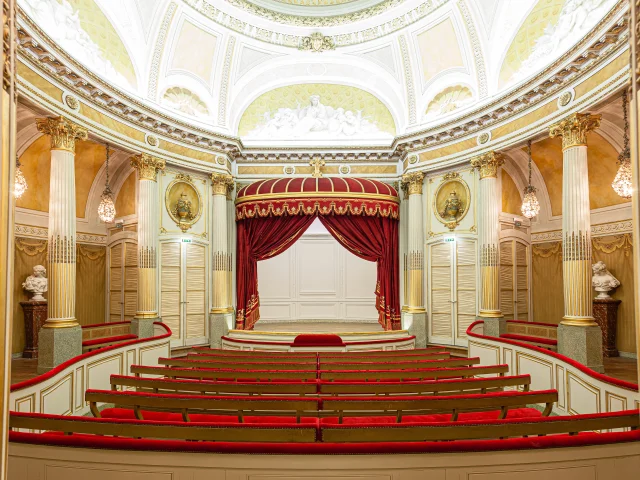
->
[592,298,620,357]
[209,312,233,349]
[557,323,604,373]
[402,310,426,348]
[131,317,157,339]
[20,300,48,358]
[483,317,507,338]
[37,325,82,373]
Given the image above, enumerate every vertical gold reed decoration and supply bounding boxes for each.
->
[211,173,234,314]
[400,171,425,312]
[549,113,601,327]
[130,154,165,319]
[471,152,504,318]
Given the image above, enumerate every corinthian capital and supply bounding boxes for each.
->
[401,172,425,196]
[36,116,88,153]
[470,151,504,179]
[130,153,166,182]
[211,173,234,197]
[549,113,601,150]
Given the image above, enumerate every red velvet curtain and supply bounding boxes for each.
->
[319,215,400,330]
[235,215,316,330]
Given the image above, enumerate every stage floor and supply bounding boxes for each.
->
[253,322,383,333]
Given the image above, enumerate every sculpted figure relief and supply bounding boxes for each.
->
[22,265,48,302]
[440,190,464,221]
[247,95,390,140]
[592,261,620,299]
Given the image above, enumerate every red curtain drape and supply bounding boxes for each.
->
[319,215,400,330]
[235,214,316,330]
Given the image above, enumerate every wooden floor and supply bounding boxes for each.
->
[10,353,639,386]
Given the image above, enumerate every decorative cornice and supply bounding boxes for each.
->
[14,224,107,244]
[218,36,235,127]
[531,220,634,243]
[147,2,177,101]
[470,151,504,179]
[130,153,166,182]
[457,0,487,98]
[401,172,425,195]
[549,112,602,150]
[211,173,235,196]
[35,116,87,153]
[299,32,335,52]
[398,35,416,126]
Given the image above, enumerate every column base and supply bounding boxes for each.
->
[37,325,82,373]
[482,317,507,337]
[558,323,604,373]
[131,317,158,339]
[209,311,234,349]
[402,309,426,349]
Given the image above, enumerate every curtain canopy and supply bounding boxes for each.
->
[235,177,400,331]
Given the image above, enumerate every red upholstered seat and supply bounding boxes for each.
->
[500,334,557,346]
[82,334,137,347]
[292,334,345,347]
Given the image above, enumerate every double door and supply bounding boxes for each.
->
[499,239,530,320]
[160,240,208,348]
[427,237,478,346]
[108,240,138,322]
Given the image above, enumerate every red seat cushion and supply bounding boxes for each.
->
[292,334,345,347]
[99,408,319,425]
[500,334,557,346]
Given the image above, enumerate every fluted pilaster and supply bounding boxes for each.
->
[471,151,504,318]
[36,117,87,328]
[130,154,165,319]
[211,173,234,314]
[401,172,425,311]
[550,113,601,326]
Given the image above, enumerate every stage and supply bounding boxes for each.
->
[253,322,383,333]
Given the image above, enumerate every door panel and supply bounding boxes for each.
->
[429,242,452,342]
[186,243,207,342]
[456,238,476,341]
[499,239,530,322]
[161,242,182,343]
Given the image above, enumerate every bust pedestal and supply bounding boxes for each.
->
[592,297,620,357]
[20,300,48,358]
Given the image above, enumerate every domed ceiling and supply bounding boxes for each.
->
[18,0,619,146]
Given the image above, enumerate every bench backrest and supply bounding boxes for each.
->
[319,352,450,363]
[318,348,442,356]
[110,375,319,395]
[192,348,316,357]
[188,353,318,364]
[319,364,509,381]
[160,357,318,371]
[318,357,477,371]
[130,364,317,381]
[318,375,531,395]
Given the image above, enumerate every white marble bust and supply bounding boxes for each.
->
[22,265,48,301]
[592,261,620,299]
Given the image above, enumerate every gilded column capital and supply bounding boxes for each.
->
[549,113,601,150]
[35,116,88,153]
[470,151,504,179]
[211,173,234,196]
[401,172,425,195]
[130,153,166,182]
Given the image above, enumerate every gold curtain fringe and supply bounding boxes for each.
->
[532,242,562,258]
[77,244,106,260]
[15,237,47,256]
[592,234,633,256]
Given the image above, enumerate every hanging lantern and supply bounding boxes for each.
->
[612,90,633,199]
[521,140,540,219]
[14,155,27,199]
[97,143,116,223]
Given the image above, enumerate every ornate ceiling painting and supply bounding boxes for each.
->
[498,0,618,89]
[237,84,396,142]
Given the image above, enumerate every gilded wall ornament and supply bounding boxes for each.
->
[470,151,504,179]
[130,153,165,182]
[477,132,491,145]
[35,116,88,153]
[63,93,80,112]
[299,32,335,52]
[549,113,601,150]
[211,173,234,196]
[166,176,203,233]
[310,157,326,178]
[401,172,425,196]
[145,134,159,147]
[433,176,470,231]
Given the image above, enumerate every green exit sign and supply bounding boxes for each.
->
[181,238,192,243]
[444,235,456,243]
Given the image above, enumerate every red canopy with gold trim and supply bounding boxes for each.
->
[235,177,399,219]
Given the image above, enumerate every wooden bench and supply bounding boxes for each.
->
[320,364,509,382]
[192,348,317,357]
[86,389,319,423]
[110,375,319,396]
[82,334,138,353]
[318,348,443,356]
[318,357,478,371]
[318,375,531,396]
[130,365,317,382]
[321,389,557,423]
[187,353,319,364]
[158,358,318,371]
[319,352,450,363]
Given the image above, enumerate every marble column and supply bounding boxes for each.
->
[36,117,88,372]
[209,173,234,348]
[401,171,426,347]
[470,152,506,335]
[550,113,603,371]
[130,154,165,338]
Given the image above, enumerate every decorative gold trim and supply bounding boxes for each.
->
[210,307,234,314]
[42,320,80,328]
[549,113,602,150]
[35,116,87,153]
[130,153,166,182]
[211,173,234,196]
[470,151,504,179]
[165,175,203,233]
[235,191,399,205]
[400,172,424,196]
[432,176,470,231]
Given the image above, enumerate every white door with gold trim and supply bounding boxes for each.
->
[427,237,478,347]
[160,240,208,348]
[108,240,138,322]
[499,239,530,321]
